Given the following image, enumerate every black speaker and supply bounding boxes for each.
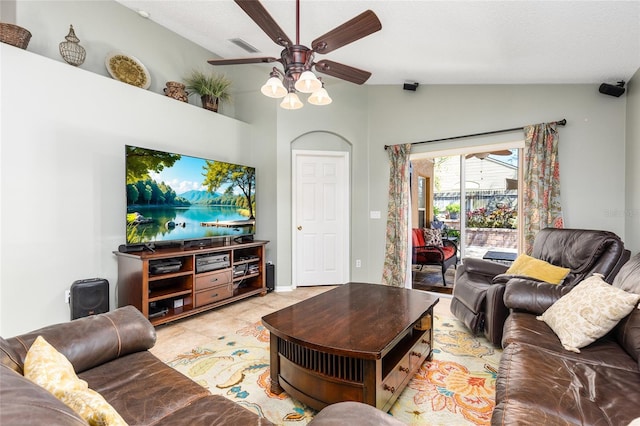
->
[266,263,275,292]
[599,81,625,97]
[70,278,109,320]
[403,82,419,91]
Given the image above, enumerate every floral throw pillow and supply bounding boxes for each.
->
[537,274,640,353]
[24,336,128,426]
[423,228,443,247]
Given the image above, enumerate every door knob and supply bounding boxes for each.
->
[297,226,302,231]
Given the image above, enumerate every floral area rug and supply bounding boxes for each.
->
[167,302,502,425]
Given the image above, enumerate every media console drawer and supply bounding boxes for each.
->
[195,282,233,307]
[195,270,232,291]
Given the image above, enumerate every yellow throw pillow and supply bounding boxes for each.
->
[537,274,640,352]
[24,336,128,426]
[505,254,570,284]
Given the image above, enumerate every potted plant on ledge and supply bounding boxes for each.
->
[446,202,461,220]
[184,70,231,113]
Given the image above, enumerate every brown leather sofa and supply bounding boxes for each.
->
[491,252,640,425]
[450,228,630,345]
[0,306,273,425]
[0,305,409,425]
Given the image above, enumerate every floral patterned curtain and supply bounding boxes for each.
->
[523,123,563,253]
[382,143,412,287]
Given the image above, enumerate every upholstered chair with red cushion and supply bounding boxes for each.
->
[412,228,458,285]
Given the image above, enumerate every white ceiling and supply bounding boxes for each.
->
[116,0,640,86]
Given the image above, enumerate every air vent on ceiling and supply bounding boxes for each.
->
[229,38,260,53]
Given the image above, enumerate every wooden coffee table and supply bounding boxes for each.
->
[261,282,438,411]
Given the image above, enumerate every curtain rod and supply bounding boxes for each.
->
[383,119,567,150]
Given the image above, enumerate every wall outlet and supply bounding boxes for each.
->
[355,259,362,268]
[65,290,70,304]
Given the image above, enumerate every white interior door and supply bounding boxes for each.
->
[293,150,349,286]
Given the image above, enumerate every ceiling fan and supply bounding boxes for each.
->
[207,0,382,108]
[465,150,512,160]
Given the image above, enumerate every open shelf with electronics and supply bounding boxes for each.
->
[114,240,268,326]
[232,246,263,291]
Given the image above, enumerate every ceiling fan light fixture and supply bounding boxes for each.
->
[294,70,322,93]
[308,87,332,106]
[261,75,287,98]
[280,91,303,110]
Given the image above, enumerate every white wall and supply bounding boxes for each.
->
[625,68,640,254]
[246,81,631,289]
[365,85,630,280]
[3,0,238,116]
[272,82,370,288]
[0,45,251,336]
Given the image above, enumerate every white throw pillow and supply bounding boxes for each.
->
[537,274,640,353]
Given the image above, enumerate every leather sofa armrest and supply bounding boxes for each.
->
[485,284,509,345]
[5,306,156,373]
[310,401,407,425]
[1,365,87,426]
[503,279,572,315]
[462,257,509,277]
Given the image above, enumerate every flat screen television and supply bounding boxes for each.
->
[125,145,256,247]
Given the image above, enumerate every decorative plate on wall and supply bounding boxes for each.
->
[105,51,150,89]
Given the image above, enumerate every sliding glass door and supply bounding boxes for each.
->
[433,150,520,260]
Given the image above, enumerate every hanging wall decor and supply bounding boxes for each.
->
[59,25,86,66]
[105,51,150,89]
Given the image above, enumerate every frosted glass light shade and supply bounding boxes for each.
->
[294,71,322,93]
[280,92,303,110]
[308,88,332,106]
[261,76,287,98]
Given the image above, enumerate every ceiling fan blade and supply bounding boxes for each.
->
[314,60,372,85]
[235,0,292,47]
[490,150,513,156]
[312,10,382,54]
[208,57,279,66]
[466,149,513,159]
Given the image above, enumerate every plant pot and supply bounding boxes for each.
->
[201,95,219,112]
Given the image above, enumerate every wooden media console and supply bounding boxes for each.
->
[114,240,268,325]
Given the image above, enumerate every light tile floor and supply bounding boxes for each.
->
[150,285,451,363]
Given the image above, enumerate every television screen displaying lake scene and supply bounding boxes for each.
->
[125,145,256,244]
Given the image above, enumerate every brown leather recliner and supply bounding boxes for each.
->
[450,228,630,346]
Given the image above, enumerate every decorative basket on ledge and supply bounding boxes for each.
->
[0,23,32,49]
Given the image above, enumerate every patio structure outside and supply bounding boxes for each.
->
[411,152,519,264]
